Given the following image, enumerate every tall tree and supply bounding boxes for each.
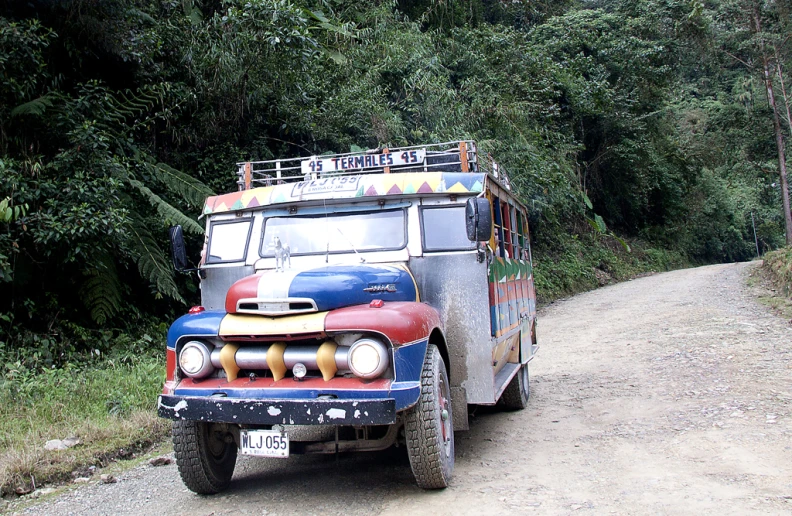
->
[753,2,792,244]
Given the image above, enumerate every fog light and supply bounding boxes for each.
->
[293,362,307,379]
[179,341,214,378]
[348,338,389,379]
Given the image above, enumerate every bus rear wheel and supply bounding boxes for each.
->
[501,364,530,410]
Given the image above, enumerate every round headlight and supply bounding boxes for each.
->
[179,341,214,378]
[348,338,389,379]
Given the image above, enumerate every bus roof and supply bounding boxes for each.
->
[203,140,525,216]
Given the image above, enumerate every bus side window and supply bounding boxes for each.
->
[492,195,506,258]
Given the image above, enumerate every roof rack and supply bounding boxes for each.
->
[235,140,510,191]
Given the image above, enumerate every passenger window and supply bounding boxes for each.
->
[492,195,528,260]
[421,206,476,252]
[207,219,252,263]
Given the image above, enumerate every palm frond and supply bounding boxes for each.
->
[127,178,204,234]
[11,94,57,117]
[148,162,214,208]
[127,219,185,304]
[79,255,123,325]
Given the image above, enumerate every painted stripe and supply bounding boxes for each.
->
[219,312,327,337]
[257,268,301,298]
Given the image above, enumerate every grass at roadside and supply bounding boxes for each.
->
[533,232,689,303]
[0,354,170,496]
[762,246,792,298]
[753,246,792,320]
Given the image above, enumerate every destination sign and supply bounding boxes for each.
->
[301,149,426,176]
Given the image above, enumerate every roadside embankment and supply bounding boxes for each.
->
[762,246,792,298]
[533,232,688,304]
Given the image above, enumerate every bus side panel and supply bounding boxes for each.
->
[490,258,537,365]
[408,254,495,405]
[200,265,255,311]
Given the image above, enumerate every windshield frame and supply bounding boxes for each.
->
[419,204,477,253]
[258,207,408,259]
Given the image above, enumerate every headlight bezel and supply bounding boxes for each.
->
[178,340,214,379]
[347,338,389,379]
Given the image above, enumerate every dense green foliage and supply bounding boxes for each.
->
[2,0,791,359]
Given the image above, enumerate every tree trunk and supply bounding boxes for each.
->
[755,7,792,245]
[774,45,792,138]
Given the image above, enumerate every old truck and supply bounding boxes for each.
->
[158,140,538,493]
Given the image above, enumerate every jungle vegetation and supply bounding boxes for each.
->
[2,0,792,365]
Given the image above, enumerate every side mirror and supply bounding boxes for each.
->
[466,197,492,242]
[169,225,188,271]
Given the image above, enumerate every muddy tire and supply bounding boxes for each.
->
[404,344,454,489]
[173,420,237,495]
[501,364,530,410]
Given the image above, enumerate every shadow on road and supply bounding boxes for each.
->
[222,403,517,497]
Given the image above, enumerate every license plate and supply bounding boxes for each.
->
[239,429,289,458]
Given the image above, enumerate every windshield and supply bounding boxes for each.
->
[260,209,406,257]
[207,219,252,263]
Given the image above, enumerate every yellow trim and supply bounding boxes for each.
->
[267,342,287,381]
[316,340,338,381]
[396,263,420,302]
[219,312,327,337]
[446,181,470,193]
[219,343,240,382]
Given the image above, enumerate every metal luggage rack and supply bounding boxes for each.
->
[235,140,510,191]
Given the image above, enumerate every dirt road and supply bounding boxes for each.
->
[21,262,792,515]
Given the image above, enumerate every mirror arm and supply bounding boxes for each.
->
[476,241,486,263]
[175,266,205,278]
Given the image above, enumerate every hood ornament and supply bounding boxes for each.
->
[274,237,291,272]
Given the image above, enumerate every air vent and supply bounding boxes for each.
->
[235,297,318,316]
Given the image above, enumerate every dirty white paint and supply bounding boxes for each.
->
[267,406,282,416]
[318,414,324,423]
[326,408,346,420]
[307,408,311,415]
[354,410,361,418]
[173,400,188,412]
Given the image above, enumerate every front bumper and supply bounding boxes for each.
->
[157,394,396,425]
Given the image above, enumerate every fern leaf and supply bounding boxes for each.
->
[128,178,204,234]
[11,94,56,117]
[149,162,214,208]
[127,221,185,304]
[79,257,123,325]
